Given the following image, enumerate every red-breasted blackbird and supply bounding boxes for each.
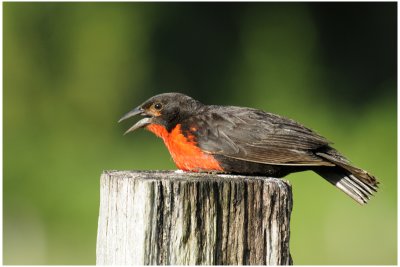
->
[119,92,378,204]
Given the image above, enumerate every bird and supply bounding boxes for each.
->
[119,92,379,204]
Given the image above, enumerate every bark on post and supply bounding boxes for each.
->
[96,170,293,265]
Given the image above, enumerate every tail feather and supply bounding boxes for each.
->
[343,174,374,196]
[315,168,377,204]
[315,151,379,205]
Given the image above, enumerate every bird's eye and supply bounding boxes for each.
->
[154,103,163,110]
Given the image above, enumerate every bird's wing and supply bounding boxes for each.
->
[188,106,334,166]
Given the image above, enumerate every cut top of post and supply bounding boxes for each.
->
[102,170,292,184]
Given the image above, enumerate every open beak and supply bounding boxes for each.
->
[118,107,152,135]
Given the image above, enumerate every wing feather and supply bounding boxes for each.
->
[188,106,333,166]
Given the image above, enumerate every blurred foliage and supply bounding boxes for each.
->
[3,2,396,265]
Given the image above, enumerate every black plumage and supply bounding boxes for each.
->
[121,92,379,204]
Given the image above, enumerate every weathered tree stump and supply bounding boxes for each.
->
[96,170,293,265]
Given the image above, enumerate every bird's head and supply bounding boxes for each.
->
[119,92,202,134]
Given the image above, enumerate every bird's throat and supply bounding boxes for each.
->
[146,124,169,139]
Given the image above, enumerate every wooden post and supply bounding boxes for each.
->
[96,170,293,265]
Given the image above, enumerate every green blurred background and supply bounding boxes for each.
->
[4,2,397,265]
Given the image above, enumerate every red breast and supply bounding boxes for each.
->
[146,124,223,172]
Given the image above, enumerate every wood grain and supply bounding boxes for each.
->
[96,170,293,265]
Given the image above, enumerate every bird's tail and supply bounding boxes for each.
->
[314,150,379,205]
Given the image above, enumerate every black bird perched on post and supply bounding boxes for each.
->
[119,92,379,204]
